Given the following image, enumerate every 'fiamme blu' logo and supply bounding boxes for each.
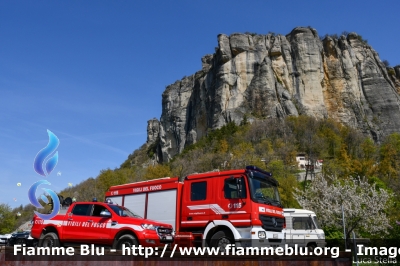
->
[33,130,59,176]
[29,130,60,220]
[28,180,60,220]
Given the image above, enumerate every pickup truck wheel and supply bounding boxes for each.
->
[39,232,60,248]
[113,234,138,250]
[210,230,234,250]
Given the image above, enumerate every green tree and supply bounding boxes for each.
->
[97,168,129,193]
[379,133,400,183]
[352,138,377,178]
[0,203,16,234]
[337,144,353,177]
[215,139,229,154]
[317,120,342,158]
[267,160,300,208]
[143,164,173,180]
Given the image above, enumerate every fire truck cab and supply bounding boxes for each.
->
[105,166,285,248]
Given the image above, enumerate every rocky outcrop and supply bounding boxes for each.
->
[392,66,400,93]
[395,66,400,79]
[146,118,160,145]
[148,27,400,162]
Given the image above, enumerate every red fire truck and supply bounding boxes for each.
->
[105,166,285,249]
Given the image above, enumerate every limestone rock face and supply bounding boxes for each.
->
[146,118,160,145]
[147,27,400,162]
[393,66,400,93]
[395,66,400,79]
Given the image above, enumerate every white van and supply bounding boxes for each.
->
[283,208,326,249]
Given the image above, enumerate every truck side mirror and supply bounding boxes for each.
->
[236,178,243,198]
[100,210,112,218]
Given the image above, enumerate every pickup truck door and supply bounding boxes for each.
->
[63,204,92,242]
[85,204,112,244]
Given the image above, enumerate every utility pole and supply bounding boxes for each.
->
[342,204,347,249]
[353,231,358,265]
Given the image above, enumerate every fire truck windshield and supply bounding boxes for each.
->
[109,205,142,218]
[248,174,282,207]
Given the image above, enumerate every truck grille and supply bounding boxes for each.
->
[259,215,284,232]
[157,227,173,234]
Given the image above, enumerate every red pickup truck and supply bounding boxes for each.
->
[31,201,174,249]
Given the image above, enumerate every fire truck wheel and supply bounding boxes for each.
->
[210,230,234,249]
[38,232,60,248]
[113,234,139,250]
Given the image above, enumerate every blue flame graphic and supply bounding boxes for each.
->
[33,130,59,176]
[28,180,60,220]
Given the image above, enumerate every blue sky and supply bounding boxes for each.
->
[1,0,399,209]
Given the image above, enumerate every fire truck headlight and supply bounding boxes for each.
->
[317,233,325,239]
[141,224,156,230]
[258,231,266,239]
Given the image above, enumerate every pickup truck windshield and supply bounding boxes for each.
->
[109,205,142,218]
[248,173,282,207]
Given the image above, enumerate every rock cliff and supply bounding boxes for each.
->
[147,27,400,162]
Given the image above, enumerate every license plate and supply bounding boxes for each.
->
[166,236,172,240]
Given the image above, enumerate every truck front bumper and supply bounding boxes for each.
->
[141,231,174,247]
[236,226,284,248]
